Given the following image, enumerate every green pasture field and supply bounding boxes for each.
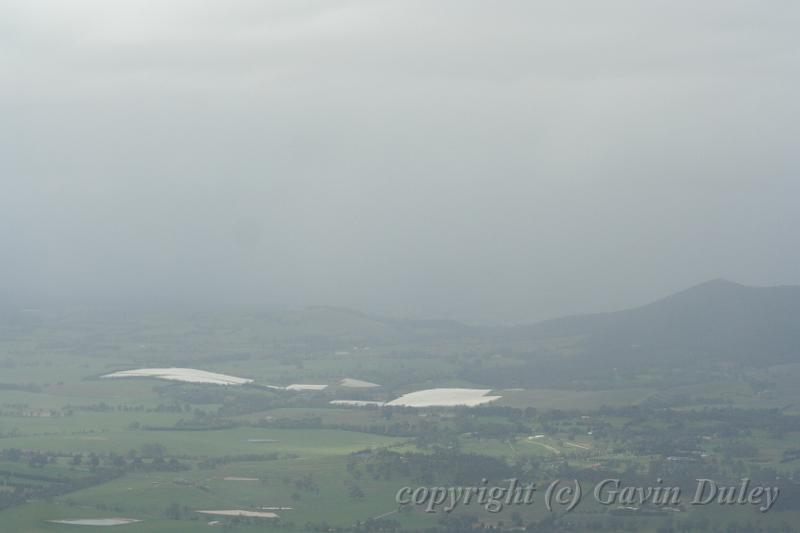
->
[496,387,652,410]
[3,311,800,532]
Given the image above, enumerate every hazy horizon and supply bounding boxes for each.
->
[3,1,800,323]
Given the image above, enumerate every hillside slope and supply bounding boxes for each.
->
[515,279,800,367]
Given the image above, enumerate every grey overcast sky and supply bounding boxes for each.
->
[1,1,799,322]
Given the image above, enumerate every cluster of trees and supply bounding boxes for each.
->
[0,455,123,512]
[0,382,41,393]
[0,444,189,473]
[197,452,288,469]
[347,448,514,485]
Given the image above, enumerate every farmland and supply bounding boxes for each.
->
[2,308,800,532]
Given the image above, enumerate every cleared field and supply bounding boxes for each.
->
[48,518,141,526]
[101,368,252,385]
[339,378,380,388]
[386,388,501,407]
[0,428,403,457]
[496,387,652,410]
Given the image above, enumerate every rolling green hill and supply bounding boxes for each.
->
[514,279,800,368]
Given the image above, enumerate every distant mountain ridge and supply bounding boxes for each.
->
[4,279,798,369]
[515,279,800,367]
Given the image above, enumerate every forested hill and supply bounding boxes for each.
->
[512,279,800,367]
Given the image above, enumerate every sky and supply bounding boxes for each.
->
[1,1,799,323]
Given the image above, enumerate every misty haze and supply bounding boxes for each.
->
[2,1,800,532]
